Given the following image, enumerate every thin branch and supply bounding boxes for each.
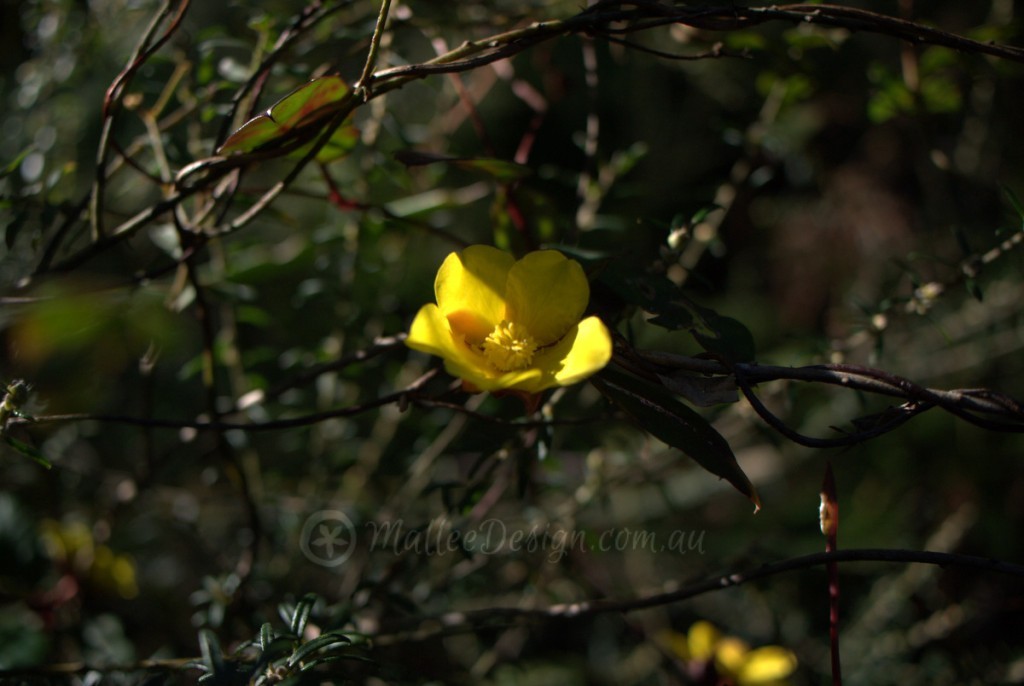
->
[19,371,438,433]
[356,0,393,96]
[637,350,1024,432]
[370,547,1024,644]
[91,0,191,240]
[33,0,1024,279]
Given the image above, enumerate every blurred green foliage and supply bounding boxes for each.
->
[2,0,1024,683]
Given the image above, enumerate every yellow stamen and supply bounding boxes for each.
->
[482,320,537,371]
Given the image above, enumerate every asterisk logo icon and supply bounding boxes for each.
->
[312,523,349,558]
[300,510,356,567]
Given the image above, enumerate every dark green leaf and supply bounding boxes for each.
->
[198,629,225,673]
[287,634,353,667]
[395,150,531,182]
[3,436,51,469]
[299,652,376,670]
[1002,186,1024,221]
[965,277,984,302]
[1,147,33,180]
[593,262,694,330]
[259,623,273,652]
[594,366,761,511]
[289,593,318,636]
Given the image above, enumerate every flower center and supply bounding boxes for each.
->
[481,320,537,372]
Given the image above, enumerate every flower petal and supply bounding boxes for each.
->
[435,245,514,344]
[737,646,798,683]
[407,303,543,392]
[549,316,612,385]
[687,621,721,662]
[494,316,611,393]
[505,250,589,345]
[407,303,481,368]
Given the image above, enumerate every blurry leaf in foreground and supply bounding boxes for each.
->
[0,603,49,668]
[594,366,760,511]
[395,150,531,182]
[217,76,356,156]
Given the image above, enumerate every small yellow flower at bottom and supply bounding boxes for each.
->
[406,245,612,394]
[659,621,798,686]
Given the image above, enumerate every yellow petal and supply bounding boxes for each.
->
[737,646,798,683]
[407,303,487,372]
[715,637,750,677]
[407,303,541,392]
[549,316,612,386]
[435,246,514,344]
[688,621,721,662]
[479,367,547,393]
[505,250,589,345]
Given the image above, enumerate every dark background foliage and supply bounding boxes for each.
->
[2,0,1024,683]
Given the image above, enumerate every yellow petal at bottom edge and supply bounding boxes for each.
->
[408,306,612,395]
[489,315,612,394]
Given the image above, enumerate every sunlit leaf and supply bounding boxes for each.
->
[594,366,760,511]
[217,76,354,156]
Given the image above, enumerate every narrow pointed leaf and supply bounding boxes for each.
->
[451,157,531,181]
[595,366,760,511]
[269,75,349,129]
[259,622,273,652]
[4,436,52,469]
[286,634,353,667]
[218,76,353,155]
[217,116,283,155]
[198,629,225,673]
[395,151,531,181]
[290,593,318,636]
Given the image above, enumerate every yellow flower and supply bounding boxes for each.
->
[661,621,798,686]
[406,245,612,394]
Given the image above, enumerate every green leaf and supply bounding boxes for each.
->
[1,147,34,180]
[259,623,274,652]
[685,310,757,364]
[394,150,531,182]
[594,366,761,511]
[593,262,694,330]
[286,633,353,667]
[305,124,360,164]
[3,436,51,469]
[218,76,354,156]
[289,593,318,636]
[198,628,225,673]
[1002,186,1024,221]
